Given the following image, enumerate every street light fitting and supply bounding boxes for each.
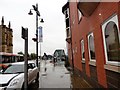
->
[32,38,37,42]
[39,18,44,23]
[28,9,33,15]
[32,5,37,11]
[28,8,40,16]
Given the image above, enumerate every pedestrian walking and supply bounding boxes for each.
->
[43,53,48,60]
[53,58,56,67]
[44,67,47,72]
[44,54,47,72]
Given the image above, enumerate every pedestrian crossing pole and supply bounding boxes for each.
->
[22,27,28,90]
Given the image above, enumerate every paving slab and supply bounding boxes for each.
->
[39,60,71,88]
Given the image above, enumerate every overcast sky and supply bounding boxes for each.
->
[0,0,67,55]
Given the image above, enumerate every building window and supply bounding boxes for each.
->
[64,8,71,38]
[81,39,85,60]
[66,27,70,38]
[105,22,120,62]
[88,33,96,61]
[102,14,120,66]
[64,8,70,28]
[65,8,69,19]
[78,9,82,22]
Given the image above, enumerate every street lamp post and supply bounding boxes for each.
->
[36,3,39,67]
[28,3,44,68]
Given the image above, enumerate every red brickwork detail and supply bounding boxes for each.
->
[68,2,119,88]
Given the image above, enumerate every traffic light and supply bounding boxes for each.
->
[21,27,28,39]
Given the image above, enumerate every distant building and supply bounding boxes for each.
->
[62,1,120,88]
[0,16,13,53]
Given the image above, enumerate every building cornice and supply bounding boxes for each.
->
[62,2,69,14]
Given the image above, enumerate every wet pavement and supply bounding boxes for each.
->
[70,73,92,88]
[39,60,71,88]
[28,60,92,89]
[28,60,71,89]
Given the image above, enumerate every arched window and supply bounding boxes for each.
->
[88,33,96,61]
[105,21,120,62]
[102,15,120,66]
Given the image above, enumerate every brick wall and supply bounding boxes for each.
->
[68,2,119,88]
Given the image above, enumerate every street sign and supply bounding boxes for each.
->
[38,26,43,42]
[21,27,28,39]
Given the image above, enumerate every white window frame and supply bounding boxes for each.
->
[81,39,85,61]
[88,33,96,62]
[78,9,82,22]
[66,27,71,38]
[64,8,71,39]
[102,14,120,66]
[64,8,69,19]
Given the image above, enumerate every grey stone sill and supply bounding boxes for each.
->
[104,64,120,73]
[89,60,96,66]
[81,59,85,63]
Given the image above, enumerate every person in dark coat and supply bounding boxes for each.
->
[43,53,48,60]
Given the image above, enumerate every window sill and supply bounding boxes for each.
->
[89,60,96,66]
[106,61,120,66]
[81,60,85,63]
[104,64,120,73]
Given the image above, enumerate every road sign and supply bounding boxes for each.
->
[22,27,28,39]
[38,26,43,42]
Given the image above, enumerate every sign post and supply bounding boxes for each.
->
[21,27,28,90]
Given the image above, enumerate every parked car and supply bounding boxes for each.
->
[0,61,39,89]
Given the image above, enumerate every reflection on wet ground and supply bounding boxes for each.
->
[70,73,92,88]
[39,60,71,88]
[28,60,92,89]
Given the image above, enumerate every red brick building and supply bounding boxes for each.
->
[62,1,120,88]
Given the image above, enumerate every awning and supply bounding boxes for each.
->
[77,1,100,17]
